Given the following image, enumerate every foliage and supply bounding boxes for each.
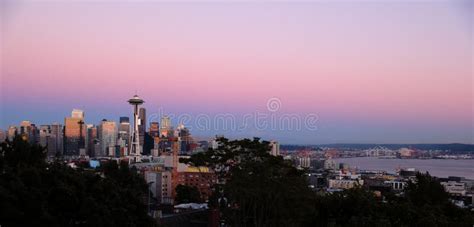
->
[183,137,474,227]
[182,137,316,226]
[175,185,202,204]
[0,137,157,227]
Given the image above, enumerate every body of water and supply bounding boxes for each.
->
[333,157,474,179]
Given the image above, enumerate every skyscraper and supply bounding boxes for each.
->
[175,123,192,154]
[50,123,63,156]
[64,109,86,156]
[160,115,171,137]
[148,122,160,156]
[7,126,17,141]
[20,121,32,134]
[39,125,51,147]
[87,125,98,157]
[71,109,84,119]
[270,140,280,156]
[119,117,130,147]
[31,124,39,144]
[20,121,37,143]
[99,119,117,157]
[139,107,146,146]
[149,122,159,138]
[39,125,60,157]
[0,130,5,142]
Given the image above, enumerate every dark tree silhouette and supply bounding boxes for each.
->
[175,185,202,204]
[0,137,157,227]
[183,137,474,227]
[182,137,315,226]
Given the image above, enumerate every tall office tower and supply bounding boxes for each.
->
[30,124,39,144]
[99,119,117,157]
[71,109,85,154]
[176,124,192,153]
[159,115,171,137]
[118,117,130,156]
[128,95,144,160]
[149,122,160,155]
[149,122,159,138]
[50,123,63,156]
[64,118,83,156]
[87,125,98,157]
[20,121,31,134]
[0,130,5,142]
[174,123,182,138]
[85,124,93,152]
[64,109,86,156]
[21,121,38,144]
[116,136,126,156]
[138,107,146,146]
[39,125,51,147]
[7,126,17,141]
[39,125,57,157]
[270,140,280,156]
[119,117,130,147]
[71,109,85,119]
[20,121,33,143]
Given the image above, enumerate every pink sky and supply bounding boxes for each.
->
[1,1,472,144]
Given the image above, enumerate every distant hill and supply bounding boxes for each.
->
[281,143,474,152]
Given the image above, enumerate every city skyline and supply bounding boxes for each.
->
[1,1,473,144]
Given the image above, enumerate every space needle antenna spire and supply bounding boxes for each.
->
[128,94,145,162]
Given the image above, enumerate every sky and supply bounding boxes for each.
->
[1,0,473,144]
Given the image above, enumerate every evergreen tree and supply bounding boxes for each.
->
[0,137,157,227]
[183,137,474,227]
[175,185,202,204]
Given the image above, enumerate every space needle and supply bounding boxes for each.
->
[128,94,144,161]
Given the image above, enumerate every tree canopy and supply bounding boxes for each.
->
[0,137,156,227]
[175,185,202,204]
[183,137,474,227]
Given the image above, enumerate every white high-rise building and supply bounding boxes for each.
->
[270,140,280,156]
[159,115,172,137]
[71,109,84,119]
[7,126,17,141]
[99,119,117,157]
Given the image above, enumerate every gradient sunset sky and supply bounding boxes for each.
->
[1,0,472,144]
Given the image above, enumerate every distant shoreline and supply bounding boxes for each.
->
[281,143,474,152]
[333,157,474,180]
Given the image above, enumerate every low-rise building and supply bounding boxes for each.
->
[328,179,364,189]
[441,181,466,196]
[384,180,407,191]
[146,170,174,204]
[177,166,217,201]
